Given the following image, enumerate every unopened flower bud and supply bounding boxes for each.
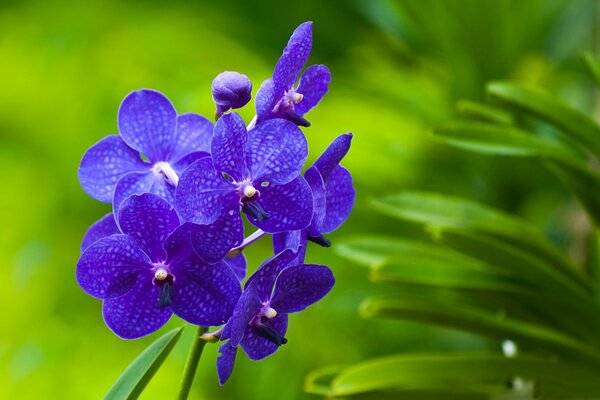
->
[212,71,252,119]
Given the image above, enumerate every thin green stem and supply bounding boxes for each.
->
[177,325,208,400]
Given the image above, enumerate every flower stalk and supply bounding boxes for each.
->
[177,325,209,400]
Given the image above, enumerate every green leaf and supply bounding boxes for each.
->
[309,353,600,398]
[359,296,600,365]
[487,81,600,157]
[583,52,600,87]
[456,99,514,125]
[104,327,183,400]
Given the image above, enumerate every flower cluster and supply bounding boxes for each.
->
[76,21,354,384]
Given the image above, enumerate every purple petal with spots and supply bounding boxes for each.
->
[113,171,175,222]
[170,257,241,326]
[271,264,334,314]
[169,113,213,163]
[80,213,119,253]
[273,21,312,89]
[255,78,279,123]
[245,248,297,302]
[304,166,326,236]
[118,193,181,262]
[102,274,172,339]
[118,89,177,162]
[78,135,147,203]
[189,204,244,264]
[313,133,353,181]
[163,223,196,265]
[272,231,307,266]
[77,234,150,299]
[172,151,210,175]
[322,166,355,233]
[175,157,237,224]
[212,113,248,182]
[246,119,307,184]
[225,253,247,282]
[241,314,288,360]
[217,342,238,385]
[252,176,313,233]
[225,286,262,347]
[295,64,331,116]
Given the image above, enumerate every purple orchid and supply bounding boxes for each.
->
[78,89,213,213]
[175,112,313,236]
[274,133,355,262]
[212,71,253,119]
[76,193,241,339]
[216,248,335,384]
[255,21,331,127]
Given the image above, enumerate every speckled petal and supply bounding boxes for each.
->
[80,213,120,253]
[227,287,262,347]
[273,22,312,89]
[272,231,307,266]
[102,274,172,339]
[271,264,334,314]
[304,166,326,236]
[313,133,353,181]
[244,248,296,302]
[217,342,238,385]
[211,113,249,182]
[172,151,210,175]
[118,193,181,262]
[78,135,147,203]
[77,234,150,299]
[225,253,247,282]
[113,171,176,223]
[241,314,288,360]
[163,223,196,265]
[321,166,355,234]
[171,257,242,326]
[169,113,213,163]
[252,176,313,233]
[189,203,244,264]
[255,78,279,123]
[295,64,331,116]
[175,157,237,224]
[118,89,177,162]
[246,119,307,185]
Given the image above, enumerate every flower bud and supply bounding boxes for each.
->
[212,71,252,119]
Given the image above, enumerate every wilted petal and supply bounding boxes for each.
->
[176,157,237,224]
[295,64,331,116]
[118,193,181,262]
[102,274,172,339]
[77,234,150,299]
[273,21,312,89]
[227,287,262,347]
[217,342,238,385]
[313,133,353,180]
[170,257,242,326]
[212,113,248,182]
[321,166,355,234]
[245,248,297,301]
[246,119,307,185]
[118,89,177,162]
[189,206,244,264]
[225,253,247,282]
[241,314,288,360]
[252,176,313,233]
[304,166,326,236]
[271,264,334,314]
[80,213,119,253]
[113,171,175,222]
[78,135,147,203]
[169,113,213,163]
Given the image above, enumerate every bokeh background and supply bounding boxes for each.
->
[1,0,598,398]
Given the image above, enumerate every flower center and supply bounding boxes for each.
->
[238,181,270,222]
[250,305,287,346]
[272,89,304,113]
[152,264,175,308]
[152,161,179,186]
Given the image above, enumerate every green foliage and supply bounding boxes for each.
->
[307,63,600,398]
[104,327,183,400]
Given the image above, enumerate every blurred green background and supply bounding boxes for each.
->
[1,0,598,398]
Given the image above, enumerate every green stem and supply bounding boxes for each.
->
[177,325,208,400]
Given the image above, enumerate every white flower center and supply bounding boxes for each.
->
[243,184,257,198]
[154,267,169,281]
[263,306,277,319]
[152,161,179,186]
